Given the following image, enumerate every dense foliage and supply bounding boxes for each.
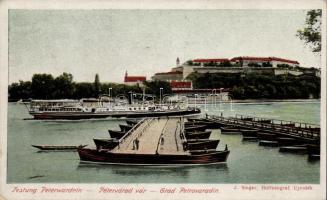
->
[297,10,321,53]
[8,73,172,101]
[187,73,320,99]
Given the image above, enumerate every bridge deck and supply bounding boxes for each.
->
[112,117,187,155]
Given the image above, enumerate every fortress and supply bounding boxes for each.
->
[152,56,320,81]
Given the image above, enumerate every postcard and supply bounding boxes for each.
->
[0,0,326,200]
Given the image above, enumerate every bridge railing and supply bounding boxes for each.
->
[210,115,320,140]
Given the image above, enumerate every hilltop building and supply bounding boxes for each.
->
[152,56,319,81]
[124,71,146,86]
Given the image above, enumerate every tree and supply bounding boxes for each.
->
[297,10,322,53]
[94,74,100,97]
[31,74,55,99]
[53,73,74,98]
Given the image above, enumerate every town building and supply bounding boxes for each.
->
[170,80,193,91]
[124,71,146,86]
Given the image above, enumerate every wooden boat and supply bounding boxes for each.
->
[259,140,278,147]
[279,145,308,154]
[126,120,139,126]
[307,144,320,157]
[259,119,271,124]
[184,121,216,128]
[241,117,253,121]
[93,138,120,150]
[220,126,241,135]
[187,118,207,123]
[242,137,258,141]
[184,131,212,140]
[184,125,207,132]
[188,149,218,155]
[78,148,230,165]
[241,129,258,137]
[257,132,276,141]
[108,130,126,139]
[276,137,307,146]
[187,118,225,129]
[185,139,220,151]
[281,123,295,128]
[119,124,133,132]
[32,144,87,150]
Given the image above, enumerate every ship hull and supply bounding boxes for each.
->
[78,148,230,165]
[30,109,201,120]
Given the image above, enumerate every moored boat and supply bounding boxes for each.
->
[108,130,126,139]
[119,124,133,132]
[220,126,241,135]
[259,119,272,124]
[307,145,320,156]
[32,144,87,150]
[184,121,215,128]
[188,149,218,155]
[257,132,276,141]
[26,99,201,120]
[276,137,307,146]
[241,129,258,137]
[126,120,139,126]
[184,125,208,132]
[93,138,120,150]
[185,139,219,150]
[78,148,230,165]
[279,145,308,154]
[184,130,212,139]
[259,140,278,147]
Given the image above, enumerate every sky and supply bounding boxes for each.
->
[8,9,321,84]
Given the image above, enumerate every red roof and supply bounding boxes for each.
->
[230,56,299,64]
[124,76,146,82]
[193,58,229,63]
[171,81,192,89]
[270,57,299,64]
[154,71,183,75]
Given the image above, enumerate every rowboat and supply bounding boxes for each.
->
[184,131,212,140]
[307,144,320,159]
[78,148,230,165]
[119,124,133,132]
[220,126,241,135]
[279,145,308,154]
[259,119,272,124]
[32,144,87,150]
[276,137,307,146]
[184,125,208,132]
[126,120,139,126]
[185,139,220,150]
[93,138,120,150]
[258,140,278,147]
[108,129,126,139]
[240,129,258,137]
[257,132,276,141]
[240,117,253,121]
[184,121,217,129]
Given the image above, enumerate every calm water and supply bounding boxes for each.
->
[7,100,320,183]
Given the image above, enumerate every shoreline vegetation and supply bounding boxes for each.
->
[8,72,320,102]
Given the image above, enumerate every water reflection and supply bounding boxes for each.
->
[77,162,228,178]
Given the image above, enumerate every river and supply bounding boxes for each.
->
[7,100,320,183]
